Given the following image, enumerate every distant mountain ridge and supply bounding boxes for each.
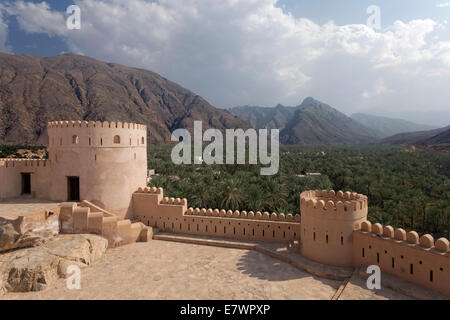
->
[422,127,450,145]
[279,98,380,145]
[386,126,450,153]
[231,98,380,145]
[229,104,297,131]
[380,125,450,153]
[0,53,249,145]
[351,113,438,138]
[230,99,449,147]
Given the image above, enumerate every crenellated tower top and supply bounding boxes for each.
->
[300,189,368,221]
[299,189,369,267]
[47,120,147,131]
[47,120,147,148]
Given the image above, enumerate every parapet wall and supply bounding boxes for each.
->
[47,120,147,149]
[353,221,450,296]
[300,190,368,220]
[133,187,301,243]
[0,159,49,168]
[48,120,146,130]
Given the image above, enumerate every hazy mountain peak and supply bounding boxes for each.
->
[280,98,379,145]
[231,97,379,144]
[380,125,450,153]
[299,97,328,108]
[351,113,439,138]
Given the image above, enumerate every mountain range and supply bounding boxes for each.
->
[231,98,380,145]
[380,125,450,153]
[0,53,248,145]
[0,53,448,150]
[230,99,448,148]
[228,104,297,131]
[350,113,438,138]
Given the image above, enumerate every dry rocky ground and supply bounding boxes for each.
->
[0,234,107,294]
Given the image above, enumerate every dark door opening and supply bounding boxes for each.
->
[21,173,31,194]
[67,176,80,201]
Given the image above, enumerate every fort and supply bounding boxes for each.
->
[0,121,449,298]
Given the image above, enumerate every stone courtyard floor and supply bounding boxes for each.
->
[1,240,410,300]
[0,198,60,219]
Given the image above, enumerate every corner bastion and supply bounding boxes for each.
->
[300,190,368,267]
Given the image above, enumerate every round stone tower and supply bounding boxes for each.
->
[47,120,147,219]
[299,190,368,267]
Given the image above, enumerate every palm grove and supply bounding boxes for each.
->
[2,144,448,239]
[148,144,450,239]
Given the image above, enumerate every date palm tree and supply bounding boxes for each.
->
[220,178,244,210]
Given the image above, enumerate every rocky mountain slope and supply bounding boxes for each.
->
[422,127,450,145]
[279,98,379,145]
[231,98,380,145]
[0,53,248,145]
[351,113,438,138]
[380,126,449,145]
[380,125,450,153]
[229,104,297,130]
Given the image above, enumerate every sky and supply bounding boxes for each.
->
[0,0,449,126]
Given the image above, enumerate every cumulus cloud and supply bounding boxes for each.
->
[2,0,450,125]
[0,8,12,53]
[437,2,450,8]
[2,1,66,36]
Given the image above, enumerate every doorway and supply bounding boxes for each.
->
[21,173,31,194]
[67,176,80,201]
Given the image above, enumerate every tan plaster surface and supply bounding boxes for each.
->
[338,271,412,300]
[0,198,60,219]
[0,240,412,300]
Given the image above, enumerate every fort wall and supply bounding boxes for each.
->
[300,190,368,267]
[0,159,51,199]
[133,187,301,243]
[353,221,450,296]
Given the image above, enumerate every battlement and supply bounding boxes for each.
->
[48,120,147,131]
[133,187,302,243]
[136,187,187,206]
[354,221,450,296]
[299,189,368,267]
[300,190,367,220]
[47,120,147,149]
[185,208,300,222]
[360,221,450,254]
[137,187,163,194]
[0,158,49,168]
[135,187,301,222]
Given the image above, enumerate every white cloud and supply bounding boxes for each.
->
[0,8,12,53]
[2,1,66,36]
[2,0,450,125]
[437,2,450,8]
